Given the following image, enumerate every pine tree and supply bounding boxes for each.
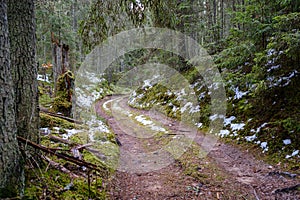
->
[0,0,23,197]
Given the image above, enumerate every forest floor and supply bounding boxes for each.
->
[95,95,300,200]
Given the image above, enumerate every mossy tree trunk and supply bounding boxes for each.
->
[8,0,39,143]
[51,32,71,96]
[0,0,23,197]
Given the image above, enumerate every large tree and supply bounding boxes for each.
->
[8,0,39,143]
[0,0,23,197]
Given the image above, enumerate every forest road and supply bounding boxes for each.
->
[95,95,300,200]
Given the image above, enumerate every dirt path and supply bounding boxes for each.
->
[95,95,300,200]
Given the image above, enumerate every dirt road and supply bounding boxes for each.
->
[95,95,300,200]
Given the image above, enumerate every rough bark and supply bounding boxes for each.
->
[0,0,23,197]
[8,0,39,143]
[51,32,71,95]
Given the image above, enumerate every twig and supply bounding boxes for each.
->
[253,188,260,200]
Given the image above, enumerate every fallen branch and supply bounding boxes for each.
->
[76,143,93,150]
[274,184,300,193]
[43,155,79,178]
[17,136,106,174]
[40,107,83,124]
[268,171,297,179]
[48,134,73,145]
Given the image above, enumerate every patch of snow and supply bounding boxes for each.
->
[198,92,206,100]
[37,74,50,83]
[283,139,291,145]
[175,89,187,101]
[172,105,179,112]
[267,48,276,57]
[52,127,60,134]
[165,90,173,96]
[267,64,281,72]
[189,105,200,114]
[180,102,193,113]
[232,87,248,100]
[286,150,299,159]
[190,82,200,89]
[137,93,144,99]
[224,116,236,126]
[268,70,298,88]
[142,75,160,90]
[40,127,51,135]
[230,123,245,131]
[135,115,153,125]
[260,142,268,153]
[75,87,102,108]
[62,129,83,139]
[256,123,268,133]
[255,140,261,145]
[195,122,203,128]
[142,80,152,89]
[219,130,230,137]
[150,124,167,133]
[83,71,105,83]
[245,134,257,142]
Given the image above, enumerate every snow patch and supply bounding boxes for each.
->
[150,124,167,133]
[37,74,50,83]
[219,130,230,137]
[283,139,291,145]
[135,115,153,125]
[260,142,268,153]
[224,116,236,126]
[230,123,245,131]
[232,87,248,100]
[245,134,257,142]
[195,122,203,128]
[286,150,299,159]
[180,102,193,113]
[40,127,51,135]
[62,129,83,139]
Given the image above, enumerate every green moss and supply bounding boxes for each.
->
[51,71,74,116]
[40,113,75,129]
[24,167,107,200]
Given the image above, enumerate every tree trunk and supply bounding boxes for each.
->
[8,0,39,143]
[52,32,70,95]
[0,0,23,197]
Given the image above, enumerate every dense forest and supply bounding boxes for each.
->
[0,0,299,199]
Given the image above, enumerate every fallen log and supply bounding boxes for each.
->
[17,136,106,174]
[40,107,83,124]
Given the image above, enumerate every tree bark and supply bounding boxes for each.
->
[8,0,39,143]
[0,0,23,197]
[52,32,71,95]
